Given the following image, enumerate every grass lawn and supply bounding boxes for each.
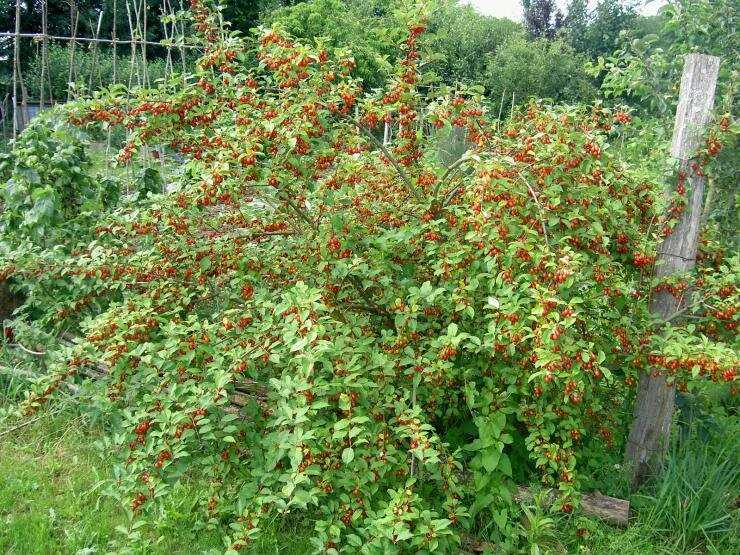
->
[0,407,312,554]
[0,411,120,554]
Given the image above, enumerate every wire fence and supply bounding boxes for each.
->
[4,0,200,140]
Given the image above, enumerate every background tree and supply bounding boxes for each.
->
[563,0,639,57]
[222,0,301,34]
[484,35,595,113]
[521,0,565,39]
[425,0,521,85]
[564,0,589,52]
[584,0,638,56]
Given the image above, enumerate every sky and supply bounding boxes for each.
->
[463,1,668,21]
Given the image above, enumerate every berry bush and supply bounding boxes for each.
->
[2,1,737,552]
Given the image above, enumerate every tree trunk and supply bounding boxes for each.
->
[625,54,720,488]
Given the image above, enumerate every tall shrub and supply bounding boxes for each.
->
[4,1,736,551]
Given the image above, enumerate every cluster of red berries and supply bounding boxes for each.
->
[647,353,736,382]
[632,252,655,268]
[154,450,173,469]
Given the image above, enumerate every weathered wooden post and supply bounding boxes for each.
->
[625,54,720,487]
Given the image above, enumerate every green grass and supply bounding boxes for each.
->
[0,406,313,554]
[0,409,121,554]
[638,445,737,553]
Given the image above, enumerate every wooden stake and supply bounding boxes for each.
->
[40,0,48,106]
[625,54,720,487]
[12,0,21,137]
[67,1,79,101]
[161,0,174,78]
[178,0,187,79]
[134,0,150,88]
[112,0,118,84]
[88,11,105,92]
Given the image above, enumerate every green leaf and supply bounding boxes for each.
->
[498,453,512,476]
[481,449,500,472]
[492,508,508,530]
[342,447,354,464]
[291,337,309,352]
[494,412,506,432]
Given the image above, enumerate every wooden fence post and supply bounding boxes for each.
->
[624,53,720,487]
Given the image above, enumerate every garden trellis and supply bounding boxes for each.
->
[2,0,201,138]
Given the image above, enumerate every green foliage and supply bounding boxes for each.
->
[2,401,735,553]
[260,0,525,93]
[0,106,169,253]
[591,0,739,246]
[566,0,639,58]
[23,43,172,103]
[223,0,301,34]
[633,421,739,553]
[257,0,598,104]
[261,0,404,90]
[484,36,596,114]
[594,0,738,115]
[0,410,124,554]
[425,0,521,86]
[0,109,100,247]
[514,492,563,553]
[0,403,313,554]
[564,0,589,48]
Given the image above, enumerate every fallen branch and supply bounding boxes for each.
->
[514,486,629,527]
[8,341,45,356]
[0,413,46,437]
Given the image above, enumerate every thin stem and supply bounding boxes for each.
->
[9,342,46,356]
[0,414,46,437]
[358,123,421,200]
[442,185,464,207]
[347,276,393,328]
[434,152,471,201]
[279,192,317,230]
[517,175,551,250]
[654,295,715,326]
[410,378,417,477]
[497,87,506,128]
